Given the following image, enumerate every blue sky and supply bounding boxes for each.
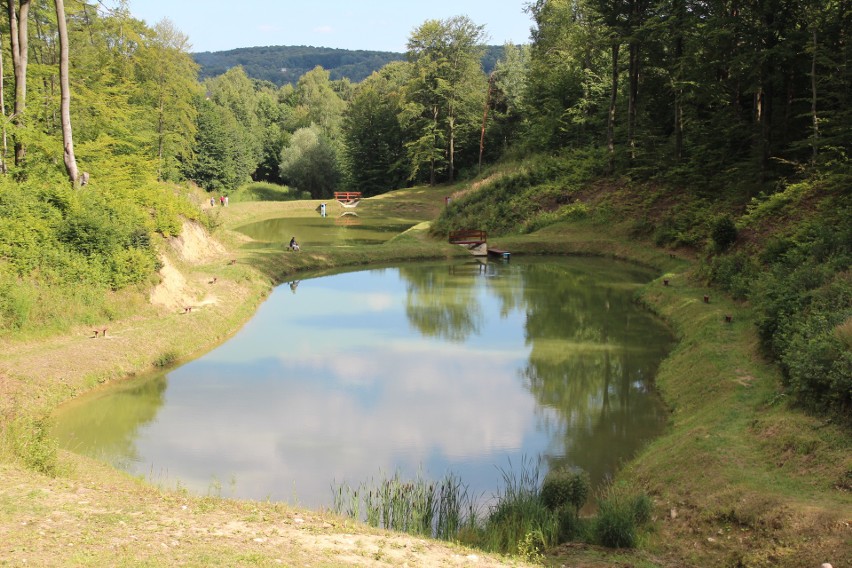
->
[126,0,534,53]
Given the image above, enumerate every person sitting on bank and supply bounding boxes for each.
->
[289,236,300,251]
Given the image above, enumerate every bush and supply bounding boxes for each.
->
[231,181,299,202]
[481,458,558,554]
[593,486,654,549]
[705,252,760,300]
[556,506,587,542]
[12,416,59,476]
[540,467,590,514]
[711,215,738,251]
[485,493,556,555]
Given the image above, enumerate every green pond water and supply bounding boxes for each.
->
[54,257,673,509]
[235,206,416,248]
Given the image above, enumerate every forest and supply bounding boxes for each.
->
[193,45,407,86]
[0,0,849,427]
[192,44,508,87]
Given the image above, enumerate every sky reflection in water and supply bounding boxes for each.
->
[55,258,672,508]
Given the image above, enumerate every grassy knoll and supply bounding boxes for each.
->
[0,183,848,567]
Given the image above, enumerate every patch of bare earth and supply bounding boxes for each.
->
[0,458,527,567]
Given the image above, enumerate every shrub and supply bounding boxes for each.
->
[231,181,298,202]
[595,496,637,548]
[0,271,36,330]
[154,350,179,368]
[12,416,59,476]
[705,251,760,300]
[485,492,556,555]
[556,506,587,541]
[540,467,590,515]
[109,248,157,289]
[711,215,738,251]
[482,458,558,554]
[593,486,654,549]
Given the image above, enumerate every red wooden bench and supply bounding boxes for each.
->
[449,229,487,245]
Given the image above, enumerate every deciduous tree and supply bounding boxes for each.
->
[404,16,487,185]
[54,0,77,185]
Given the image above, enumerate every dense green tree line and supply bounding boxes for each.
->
[523,0,851,188]
[194,45,406,87]
[192,44,508,88]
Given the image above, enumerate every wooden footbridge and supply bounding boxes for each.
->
[448,229,510,259]
[334,191,361,208]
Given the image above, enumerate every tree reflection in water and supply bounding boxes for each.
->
[53,257,672,505]
[399,258,672,489]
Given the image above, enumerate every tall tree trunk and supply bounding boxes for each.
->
[607,42,620,173]
[448,115,455,183]
[628,41,639,160]
[8,0,31,166]
[0,31,7,173]
[157,95,165,181]
[55,0,78,186]
[811,29,818,163]
[478,73,493,174]
[672,0,685,163]
[430,105,438,186]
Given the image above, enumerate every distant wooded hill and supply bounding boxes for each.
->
[193,45,505,86]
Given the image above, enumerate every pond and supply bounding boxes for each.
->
[54,257,673,510]
[236,206,418,248]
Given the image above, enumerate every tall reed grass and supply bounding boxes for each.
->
[332,470,476,538]
[331,460,653,557]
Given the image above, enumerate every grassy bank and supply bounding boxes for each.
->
[0,184,848,567]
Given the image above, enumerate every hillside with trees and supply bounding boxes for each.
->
[193,45,406,86]
[193,44,507,86]
[0,0,848,565]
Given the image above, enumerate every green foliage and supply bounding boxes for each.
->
[0,269,36,331]
[705,252,760,300]
[555,505,588,542]
[186,97,250,192]
[342,64,410,195]
[481,458,558,555]
[229,182,305,202]
[194,45,407,86]
[706,180,851,421]
[332,470,475,539]
[290,66,347,135]
[11,416,59,476]
[194,44,506,88]
[711,216,738,252]
[540,467,590,514]
[593,486,654,549]
[432,153,600,237]
[520,0,852,195]
[154,350,179,368]
[404,16,488,184]
[516,529,546,562]
[279,125,342,198]
[651,200,711,249]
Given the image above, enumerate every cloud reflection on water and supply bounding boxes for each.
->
[55,259,672,509]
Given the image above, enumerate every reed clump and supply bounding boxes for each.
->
[333,470,475,537]
[332,461,655,558]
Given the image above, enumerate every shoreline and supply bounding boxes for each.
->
[1,194,848,567]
